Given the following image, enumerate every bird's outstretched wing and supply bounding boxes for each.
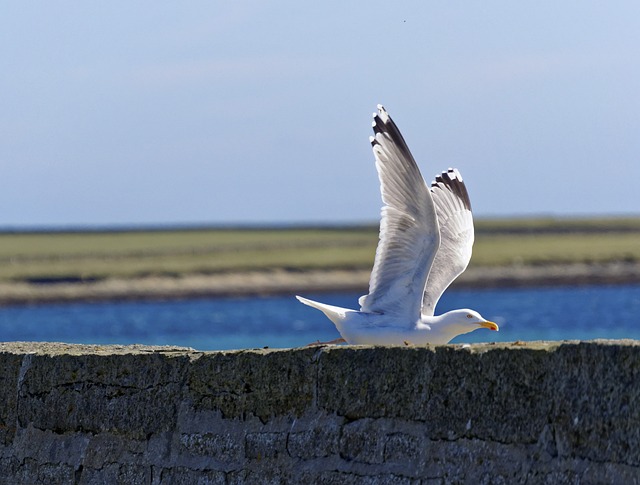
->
[359,106,440,320]
[421,169,474,316]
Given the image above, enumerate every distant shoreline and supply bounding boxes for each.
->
[1,262,639,306]
[2,215,640,235]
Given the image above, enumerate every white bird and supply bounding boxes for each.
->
[296,105,498,345]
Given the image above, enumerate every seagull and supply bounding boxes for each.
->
[296,105,498,345]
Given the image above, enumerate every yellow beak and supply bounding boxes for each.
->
[479,321,499,332]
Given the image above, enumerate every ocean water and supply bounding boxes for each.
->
[0,285,639,351]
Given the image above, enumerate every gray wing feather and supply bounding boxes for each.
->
[421,169,474,316]
[359,106,440,320]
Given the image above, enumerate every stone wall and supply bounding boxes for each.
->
[0,340,639,484]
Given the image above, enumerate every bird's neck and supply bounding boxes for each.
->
[419,312,465,344]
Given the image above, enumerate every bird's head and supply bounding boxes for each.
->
[440,309,499,337]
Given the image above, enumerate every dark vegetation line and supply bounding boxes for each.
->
[0,222,378,235]
[2,216,640,236]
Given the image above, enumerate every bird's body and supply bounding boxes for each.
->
[297,105,498,345]
[296,296,493,345]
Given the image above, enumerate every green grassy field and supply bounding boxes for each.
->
[1,218,639,283]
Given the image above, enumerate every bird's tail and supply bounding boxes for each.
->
[295,296,353,329]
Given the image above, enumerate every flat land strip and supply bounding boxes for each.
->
[1,217,639,304]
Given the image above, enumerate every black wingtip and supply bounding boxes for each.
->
[372,106,389,135]
[431,168,472,211]
[370,106,415,162]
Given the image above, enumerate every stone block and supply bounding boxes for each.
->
[339,419,387,464]
[17,349,191,437]
[245,431,287,459]
[78,463,151,485]
[287,424,341,459]
[187,348,317,421]
[0,350,23,445]
[155,466,226,485]
[179,432,243,462]
[83,432,146,469]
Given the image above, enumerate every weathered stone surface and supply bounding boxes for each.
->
[156,466,226,485]
[287,419,342,459]
[0,340,638,483]
[187,347,318,421]
[179,432,243,462]
[78,463,151,485]
[317,344,557,444]
[18,349,192,438]
[0,350,23,445]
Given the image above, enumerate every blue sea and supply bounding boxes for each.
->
[1,285,639,351]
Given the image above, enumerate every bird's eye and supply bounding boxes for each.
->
[466,314,473,319]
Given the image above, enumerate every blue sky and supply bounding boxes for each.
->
[1,2,638,226]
